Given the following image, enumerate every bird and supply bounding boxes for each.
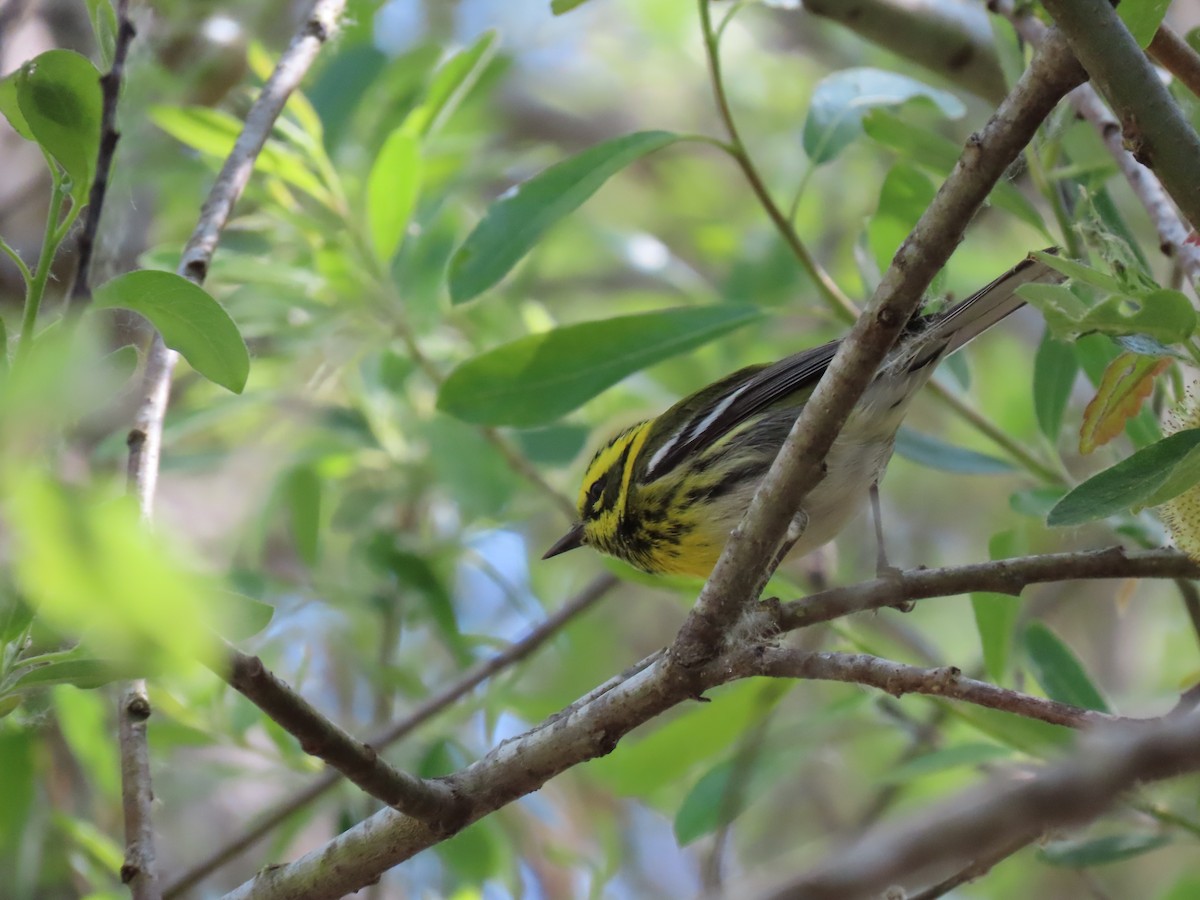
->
[543,251,1062,578]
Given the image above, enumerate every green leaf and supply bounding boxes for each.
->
[150,106,329,201]
[1022,622,1110,712]
[880,742,1012,784]
[438,304,762,426]
[367,536,468,665]
[1033,331,1078,442]
[448,130,682,303]
[862,109,1047,234]
[11,658,145,690]
[0,732,34,850]
[1080,289,1197,344]
[1047,428,1200,526]
[402,30,498,137]
[1118,0,1171,47]
[867,162,936,273]
[366,129,422,263]
[0,71,34,140]
[92,270,250,393]
[13,50,103,203]
[1040,832,1170,867]
[971,531,1024,683]
[281,465,322,567]
[54,686,121,799]
[674,753,790,845]
[894,427,1015,475]
[209,591,275,641]
[515,424,590,466]
[951,705,1073,755]
[1032,250,1123,293]
[803,68,964,165]
[84,0,119,69]
[552,0,593,12]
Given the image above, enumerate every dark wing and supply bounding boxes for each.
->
[637,338,840,483]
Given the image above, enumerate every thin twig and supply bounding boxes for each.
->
[67,0,136,306]
[118,682,159,900]
[223,646,459,823]
[1149,27,1200,104]
[161,574,616,898]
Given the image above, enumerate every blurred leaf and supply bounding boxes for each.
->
[12,50,103,203]
[92,270,250,393]
[1040,832,1170,867]
[895,427,1015,474]
[281,465,322,567]
[972,531,1024,683]
[862,109,1046,233]
[803,68,963,164]
[952,705,1073,754]
[1118,0,1171,47]
[552,0,593,12]
[1047,428,1200,526]
[1162,873,1200,900]
[54,686,120,800]
[438,305,762,426]
[448,130,682,303]
[367,535,469,665]
[150,105,329,200]
[11,657,145,690]
[366,129,422,263]
[867,162,935,273]
[8,473,216,669]
[54,813,125,876]
[434,818,504,882]
[880,742,1012,784]
[1010,486,1067,518]
[1022,622,1110,712]
[674,752,791,845]
[0,694,20,718]
[1079,353,1168,454]
[0,731,33,850]
[209,591,275,641]
[515,424,590,466]
[83,0,118,69]
[1033,332,1077,442]
[403,30,498,137]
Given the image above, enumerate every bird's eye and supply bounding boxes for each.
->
[585,481,604,511]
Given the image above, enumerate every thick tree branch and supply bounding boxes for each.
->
[781,546,1200,630]
[667,28,1086,673]
[802,0,1008,103]
[1041,0,1200,233]
[758,713,1200,899]
[162,574,616,898]
[993,0,1200,283]
[217,546,1187,900]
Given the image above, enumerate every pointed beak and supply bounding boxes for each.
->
[542,523,586,560]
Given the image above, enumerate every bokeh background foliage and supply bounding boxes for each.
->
[3,0,1200,897]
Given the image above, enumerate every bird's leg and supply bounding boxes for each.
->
[870,482,912,611]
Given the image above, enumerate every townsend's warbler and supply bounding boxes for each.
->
[543,252,1062,578]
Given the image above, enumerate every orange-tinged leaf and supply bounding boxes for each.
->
[1079,352,1168,454]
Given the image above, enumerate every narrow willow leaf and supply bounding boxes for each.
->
[83,0,118,68]
[552,0,593,12]
[402,30,498,137]
[1079,289,1196,344]
[1143,443,1200,509]
[862,110,1047,234]
[1040,833,1171,867]
[1031,250,1123,293]
[971,531,1024,683]
[803,68,964,165]
[92,270,250,393]
[281,465,322,567]
[1033,331,1077,442]
[438,305,762,427]
[366,129,422,263]
[1022,622,1110,712]
[674,755,789,845]
[866,162,935,274]
[1048,428,1200,526]
[13,50,103,203]
[895,427,1015,475]
[448,130,682,303]
[880,742,1012,784]
[1079,352,1168,454]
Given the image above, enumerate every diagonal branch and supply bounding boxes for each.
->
[162,574,616,898]
[1041,0,1200,233]
[757,712,1200,899]
[667,27,1087,673]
